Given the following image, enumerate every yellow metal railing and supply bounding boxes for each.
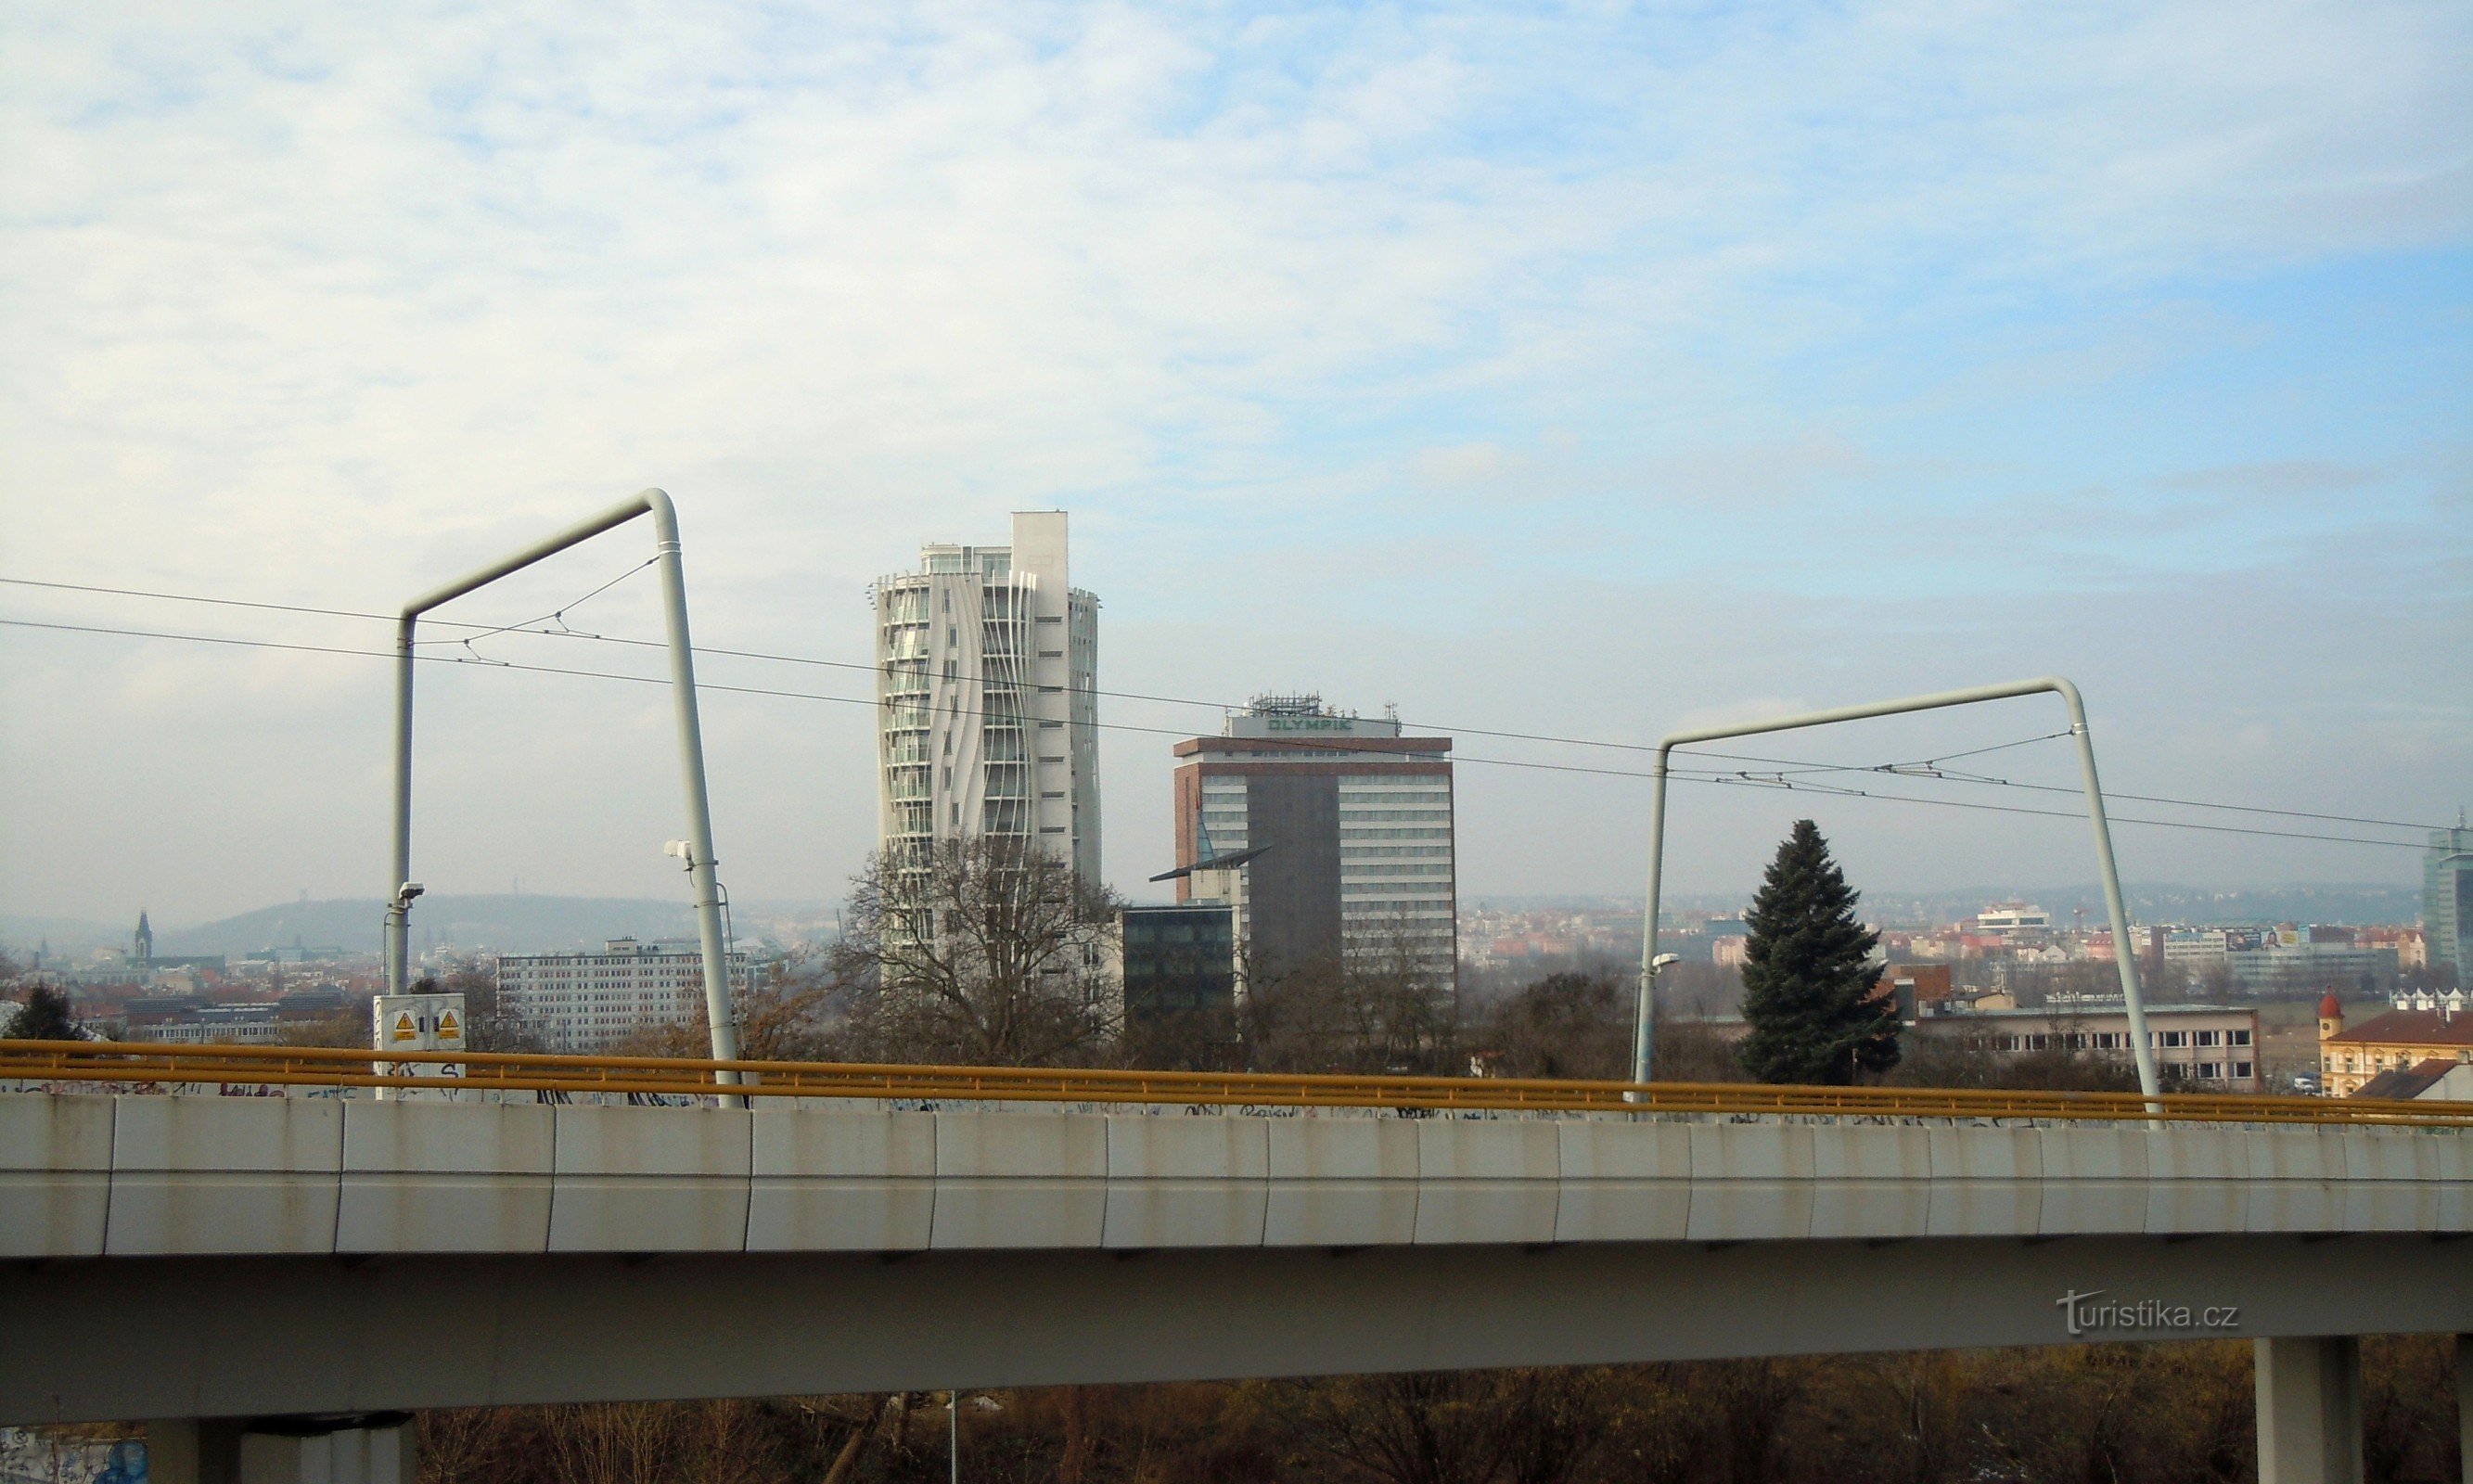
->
[4,1039,2467,1127]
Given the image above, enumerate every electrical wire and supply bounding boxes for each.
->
[1,573,2450,836]
[0,614,2435,852]
[407,556,660,649]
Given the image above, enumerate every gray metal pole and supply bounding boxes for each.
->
[2055,678,2162,1097]
[1630,676,2161,1102]
[387,613,416,996]
[385,489,744,1092]
[1631,748,1672,1089]
[645,490,744,1083]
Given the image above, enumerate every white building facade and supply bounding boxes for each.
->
[1913,1000,2261,1091]
[495,938,754,1051]
[873,512,1100,883]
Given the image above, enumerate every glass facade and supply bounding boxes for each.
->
[2427,825,2472,976]
[1120,903,1237,1021]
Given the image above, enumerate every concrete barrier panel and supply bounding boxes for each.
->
[1808,1125,1930,1238]
[549,1104,751,1252]
[340,1100,554,1253]
[1685,1123,1813,1242]
[1103,1116,1269,1248]
[931,1111,1106,1249]
[1927,1127,2042,1237]
[2143,1128,2244,1235]
[2334,1132,2445,1232]
[1263,1117,1416,1247]
[2244,1129,2346,1183]
[2236,1126,2347,1232]
[0,1094,112,1258]
[1415,1119,1558,1245]
[107,1095,343,1256]
[2431,1134,2471,1231]
[1554,1120,1688,1243]
[2338,1181,2439,1234]
[749,1107,936,1252]
[2037,1126,2150,1235]
[2342,1132,2439,1183]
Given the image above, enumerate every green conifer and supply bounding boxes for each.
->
[7,984,83,1042]
[1736,819,1899,1084]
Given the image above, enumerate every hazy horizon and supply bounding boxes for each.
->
[4,3,2466,926]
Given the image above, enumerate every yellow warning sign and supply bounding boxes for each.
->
[391,1011,417,1043]
[436,1009,460,1039]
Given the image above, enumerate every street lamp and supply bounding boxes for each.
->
[1624,953,1683,1100]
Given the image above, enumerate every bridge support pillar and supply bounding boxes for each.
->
[2457,1335,2470,1484]
[2255,1336,2362,1484]
[145,1419,241,1484]
[145,1415,415,1484]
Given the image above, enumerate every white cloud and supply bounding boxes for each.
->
[1,0,2466,919]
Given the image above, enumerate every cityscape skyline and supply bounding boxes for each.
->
[3,3,2467,925]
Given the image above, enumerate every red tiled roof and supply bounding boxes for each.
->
[2325,1009,2473,1047]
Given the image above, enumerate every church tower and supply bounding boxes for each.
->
[134,911,153,965]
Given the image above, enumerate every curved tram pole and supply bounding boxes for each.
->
[1631,676,2162,1105]
[384,488,745,1101]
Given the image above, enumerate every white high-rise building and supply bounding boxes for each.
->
[873,512,1100,881]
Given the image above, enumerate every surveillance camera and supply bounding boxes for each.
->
[1651,953,1682,970]
[398,882,426,903]
[662,840,692,861]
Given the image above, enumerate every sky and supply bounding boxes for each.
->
[2,0,2468,930]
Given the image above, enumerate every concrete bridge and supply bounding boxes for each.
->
[6,1049,2471,1484]
[5,1033,2473,1484]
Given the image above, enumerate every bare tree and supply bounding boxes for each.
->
[612,967,849,1063]
[437,961,545,1055]
[1477,971,1629,1081]
[830,836,1122,1067]
[1244,930,1460,1078]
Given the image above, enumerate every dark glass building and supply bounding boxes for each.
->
[1118,903,1237,1023]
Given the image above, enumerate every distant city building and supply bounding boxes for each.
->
[69,912,229,988]
[1115,903,1238,1026]
[872,511,1100,882]
[1872,963,1954,1018]
[495,938,754,1051]
[1969,902,2052,938]
[1912,998,2260,1091]
[2317,991,2473,1097]
[2427,821,2473,977]
[2224,941,2398,998]
[125,1002,287,1045]
[1171,696,1455,986]
[2160,928,2232,966]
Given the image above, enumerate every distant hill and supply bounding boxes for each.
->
[0,914,130,958]
[154,895,714,957]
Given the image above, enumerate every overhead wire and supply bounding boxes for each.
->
[407,556,660,650]
[0,573,2449,837]
[0,613,2435,853]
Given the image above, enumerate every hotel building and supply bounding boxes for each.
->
[1170,697,1454,986]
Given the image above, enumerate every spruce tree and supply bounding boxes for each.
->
[1736,819,1898,1084]
[6,985,83,1042]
